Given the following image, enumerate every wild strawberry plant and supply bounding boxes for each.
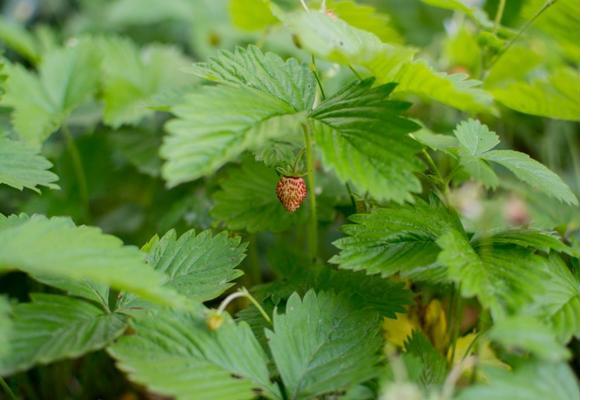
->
[0,0,579,399]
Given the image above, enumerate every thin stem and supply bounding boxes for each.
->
[62,125,89,220]
[216,288,271,324]
[345,183,357,212]
[493,0,506,34]
[421,149,451,204]
[348,65,362,80]
[303,123,318,262]
[448,284,464,365]
[487,0,557,70]
[441,356,477,400]
[0,377,18,400]
[299,0,309,12]
[311,55,326,100]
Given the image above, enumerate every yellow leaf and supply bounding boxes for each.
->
[383,313,419,349]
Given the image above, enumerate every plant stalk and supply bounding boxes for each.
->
[62,125,89,220]
[493,0,506,34]
[303,123,318,262]
[0,377,18,400]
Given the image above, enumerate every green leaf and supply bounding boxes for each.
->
[211,158,307,233]
[457,362,579,400]
[330,199,462,279]
[412,128,458,151]
[228,0,278,31]
[109,311,274,400]
[0,135,59,192]
[144,229,246,302]
[0,297,11,358]
[279,10,492,112]
[161,46,314,186]
[0,214,184,307]
[489,68,579,121]
[0,17,39,63]
[266,290,382,399]
[108,127,162,177]
[437,229,548,318]
[402,331,447,389]
[453,119,499,188]
[0,41,100,146]
[482,149,578,205]
[0,294,127,376]
[327,0,403,43]
[98,37,195,127]
[473,229,574,255]
[310,78,423,203]
[488,316,570,362]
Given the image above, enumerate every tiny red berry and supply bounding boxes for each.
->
[276,176,307,212]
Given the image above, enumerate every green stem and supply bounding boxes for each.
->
[311,55,326,100]
[349,65,362,80]
[0,377,18,400]
[493,0,506,34]
[422,149,451,204]
[448,284,464,365]
[487,0,557,70]
[303,123,318,262]
[62,125,89,220]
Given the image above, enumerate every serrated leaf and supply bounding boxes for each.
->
[0,294,127,376]
[98,37,196,127]
[109,311,274,400]
[457,362,579,400]
[162,46,314,187]
[482,149,578,205]
[330,199,461,279]
[437,229,549,318]
[473,229,573,255]
[0,214,184,307]
[0,135,59,192]
[402,331,447,389]
[488,316,570,362]
[266,291,381,399]
[211,158,307,232]
[144,229,246,302]
[0,41,100,146]
[454,119,499,156]
[279,10,492,112]
[490,68,579,121]
[310,78,423,203]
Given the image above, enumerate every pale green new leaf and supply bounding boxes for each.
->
[266,291,381,399]
[310,78,423,203]
[457,362,579,400]
[98,37,196,127]
[0,214,183,307]
[0,42,100,145]
[488,316,570,362]
[211,159,307,233]
[454,118,499,188]
[145,229,246,302]
[490,68,579,121]
[0,294,127,376]
[330,199,462,279]
[279,10,492,112]
[482,149,578,205]
[0,136,59,192]
[327,0,403,43]
[109,311,274,400]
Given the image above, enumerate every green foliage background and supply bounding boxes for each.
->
[0,0,579,399]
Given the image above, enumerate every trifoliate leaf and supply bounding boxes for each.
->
[488,316,570,362]
[266,291,382,399]
[97,37,196,127]
[0,214,184,307]
[457,362,579,400]
[109,311,274,400]
[310,78,423,203]
[438,229,560,318]
[162,46,314,187]
[144,229,246,302]
[330,199,462,279]
[0,135,59,192]
[211,159,307,232]
[482,149,578,205]
[0,41,100,145]
[0,294,127,376]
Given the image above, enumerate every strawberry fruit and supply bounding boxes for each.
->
[276,176,307,212]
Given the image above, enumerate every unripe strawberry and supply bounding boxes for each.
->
[276,176,307,212]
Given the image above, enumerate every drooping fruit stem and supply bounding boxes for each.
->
[303,122,318,262]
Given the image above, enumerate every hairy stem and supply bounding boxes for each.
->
[303,123,318,262]
[487,0,557,70]
[62,125,89,220]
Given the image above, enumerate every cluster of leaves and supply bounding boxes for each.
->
[0,0,579,399]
